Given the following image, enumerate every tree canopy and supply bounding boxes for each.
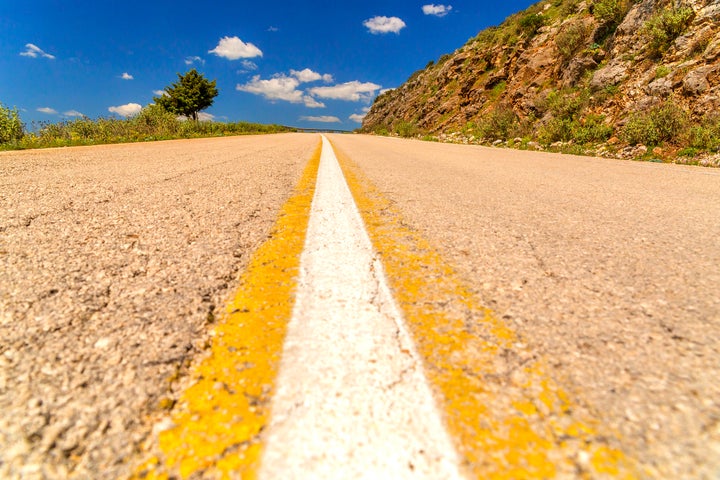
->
[154,69,218,121]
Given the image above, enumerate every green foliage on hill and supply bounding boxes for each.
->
[0,104,293,150]
[642,6,695,58]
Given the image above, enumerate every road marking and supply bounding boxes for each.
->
[331,139,641,479]
[134,135,642,479]
[134,141,321,479]
[258,136,464,478]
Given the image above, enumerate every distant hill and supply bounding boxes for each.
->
[361,0,720,165]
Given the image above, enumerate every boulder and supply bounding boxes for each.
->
[591,60,629,90]
[562,57,598,88]
[683,66,716,94]
[647,76,674,97]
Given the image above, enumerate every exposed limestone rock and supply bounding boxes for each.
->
[591,60,629,90]
[362,0,720,152]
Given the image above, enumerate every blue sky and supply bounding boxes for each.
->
[1,0,535,129]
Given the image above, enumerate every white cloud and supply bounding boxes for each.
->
[422,4,453,17]
[349,107,371,123]
[63,110,85,117]
[267,26,279,32]
[37,107,58,114]
[237,75,303,102]
[198,112,215,121]
[209,36,262,60]
[363,16,406,34]
[20,43,55,59]
[291,68,333,83]
[308,81,382,102]
[237,74,327,108]
[153,90,167,96]
[185,56,205,65]
[121,72,134,80]
[300,116,341,123]
[303,96,326,108]
[240,60,258,72]
[108,103,142,117]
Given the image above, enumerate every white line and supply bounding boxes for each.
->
[258,136,464,479]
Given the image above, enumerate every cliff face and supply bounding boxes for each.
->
[362,0,720,163]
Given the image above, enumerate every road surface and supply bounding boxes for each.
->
[1,133,718,479]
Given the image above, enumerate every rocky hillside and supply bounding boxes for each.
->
[362,0,720,164]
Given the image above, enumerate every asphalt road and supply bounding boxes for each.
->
[1,133,719,478]
[0,134,316,479]
[328,134,720,479]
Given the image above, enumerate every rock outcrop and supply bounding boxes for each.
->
[362,0,720,162]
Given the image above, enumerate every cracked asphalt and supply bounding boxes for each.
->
[0,134,315,479]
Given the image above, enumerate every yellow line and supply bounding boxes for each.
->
[132,140,321,480]
[332,141,643,479]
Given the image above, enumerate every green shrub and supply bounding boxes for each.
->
[678,147,699,157]
[133,104,180,137]
[623,114,658,145]
[556,21,593,60]
[0,103,24,144]
[572,114,614,144]
[642,6,695,58]
[557,0,581,17]
[519,13,545,37]
[592,0,630,26]
[478,106,520,140]
[543,89,589,118]
[651,101,688,141]
[689,114,720,151]
[655,65,671,78]
[395,120,420,138]
[538,117,576,144]
[622,101,688,145]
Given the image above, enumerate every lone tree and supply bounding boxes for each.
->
[154,69,218,121]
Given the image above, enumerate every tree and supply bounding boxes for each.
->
[154,69,218,121]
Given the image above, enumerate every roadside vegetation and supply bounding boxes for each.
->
[0,70,292,151]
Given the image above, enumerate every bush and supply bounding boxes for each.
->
[133,104,180,137]
[556,21,593,60]
[592,0,630,26]
[655,65,671,78]
[622,101,688,145]
[0,103,24,144]
[572,114,614,144]
[395,120,420,138]
[689,115,720,151]
[542,89,589,118]
[538,117,575,144]
[478,107,520,140]
[623,115,660,146]
[642,6,695,58]
[519,13,545,37]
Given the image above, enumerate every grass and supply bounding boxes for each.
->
[0,104,294,151]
